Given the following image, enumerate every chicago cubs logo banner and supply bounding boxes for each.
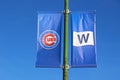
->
[36,13,62,68]
[71,12,97,67]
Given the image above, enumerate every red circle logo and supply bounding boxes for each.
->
[42,33,57,46]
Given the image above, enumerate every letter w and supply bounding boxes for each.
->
[77,33,89,44]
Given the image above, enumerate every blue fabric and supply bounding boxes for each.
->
[71,12,97,67]
[36,13,62,68]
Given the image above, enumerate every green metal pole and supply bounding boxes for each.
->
[63,0,69,80]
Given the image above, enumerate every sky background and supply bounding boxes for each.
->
[0,0,120,80]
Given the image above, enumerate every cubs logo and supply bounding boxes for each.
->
[39,30,60,49]
[42,33,56,46]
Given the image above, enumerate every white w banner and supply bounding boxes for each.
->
[73,31,94,46]
[71,12,97,67]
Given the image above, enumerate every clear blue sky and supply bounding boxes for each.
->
[0,0,120,80]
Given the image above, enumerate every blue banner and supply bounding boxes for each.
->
[36,13,62,68]
[71,12,97,67]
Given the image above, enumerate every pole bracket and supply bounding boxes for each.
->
[62,65,70,70]
[64,9,70,14]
